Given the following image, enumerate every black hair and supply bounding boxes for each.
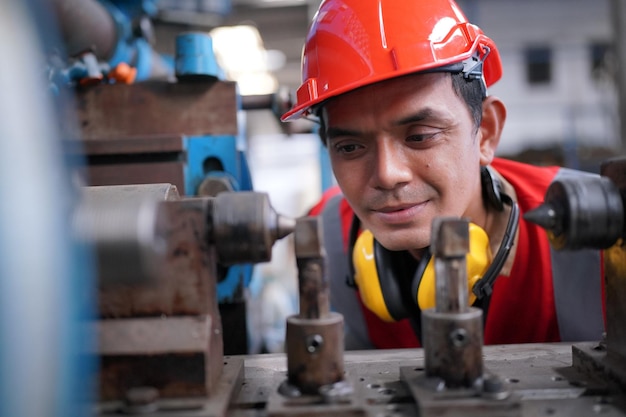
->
[450,72,485,133]
[317,72,485,145]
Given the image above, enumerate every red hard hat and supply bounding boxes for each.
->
[281,0,502,121]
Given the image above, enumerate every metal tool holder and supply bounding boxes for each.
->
[400,218,520,417]
[269,216,354,415]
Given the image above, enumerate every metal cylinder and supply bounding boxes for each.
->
[524,175,624,250]
[285,313,345,395]
[422,308,484,388]
[73,184,179,286]
[423,217,484,388]
[284,216,345,395]
[211,191,295,264]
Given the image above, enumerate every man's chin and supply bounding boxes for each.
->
[371,232,430,252]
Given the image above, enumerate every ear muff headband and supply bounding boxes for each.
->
[472,193,519,298]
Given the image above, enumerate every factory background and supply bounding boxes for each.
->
[152,0,620,161]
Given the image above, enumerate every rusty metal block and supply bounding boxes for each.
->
[96,315,223,401]
[73,80,238,140]
[66,80,239,195]
[84,161,186,194]
[98,198,218,317]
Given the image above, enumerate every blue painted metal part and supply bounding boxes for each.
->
[237,144,254,192]
[184,134,255,302]
[101,0,174,81]
[131,37,156,81]
[219,264,254,303]
[175,32,222,79]
[184,135,246,195]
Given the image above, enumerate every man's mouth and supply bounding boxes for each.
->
[372,201,428,224]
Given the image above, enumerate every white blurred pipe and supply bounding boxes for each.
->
[0,2,94,417]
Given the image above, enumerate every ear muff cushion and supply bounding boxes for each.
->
[416,223,492,310]
[353,230,396,322]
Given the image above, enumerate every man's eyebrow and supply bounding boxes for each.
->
[326,126,363,140]
[325,107,448,140]
[393,108,440,126]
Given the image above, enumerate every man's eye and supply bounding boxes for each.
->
[336,143,361,154]
[407,133,437,143]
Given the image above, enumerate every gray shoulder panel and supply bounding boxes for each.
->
[321,194,374,350]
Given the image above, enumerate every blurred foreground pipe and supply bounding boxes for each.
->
[0,2,96,417]
[73,184,179,286]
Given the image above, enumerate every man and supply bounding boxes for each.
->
[281,0,605,349]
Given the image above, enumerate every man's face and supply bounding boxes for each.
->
[321,72,490,252]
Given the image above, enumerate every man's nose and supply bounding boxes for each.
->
[371,140,412,190]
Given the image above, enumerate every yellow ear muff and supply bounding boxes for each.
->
[352,229,395,322]
[353,223,493,321]
[417,222,492,310]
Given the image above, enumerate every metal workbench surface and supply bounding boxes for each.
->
[97,342,626,416]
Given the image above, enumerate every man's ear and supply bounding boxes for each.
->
[478,96,507,166]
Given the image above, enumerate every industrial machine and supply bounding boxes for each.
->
[76,183,294,412]
[50,0,291,354]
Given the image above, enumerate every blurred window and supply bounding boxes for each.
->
[525,46,552,85]
[590,41,613,82]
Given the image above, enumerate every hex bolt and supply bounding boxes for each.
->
[483,375,503,393]
[319,380,354,404]
[482,374,509,400]
[123,386,159,414]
